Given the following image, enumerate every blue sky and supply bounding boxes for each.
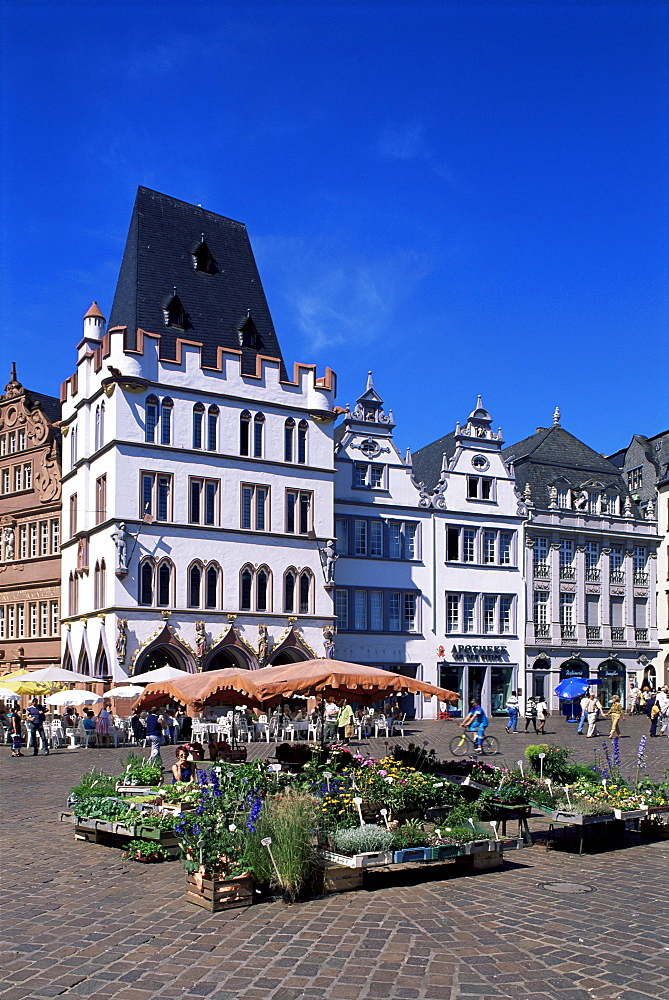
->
[2,0,667,456]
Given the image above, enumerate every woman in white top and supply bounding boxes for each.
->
[536,698,549,734]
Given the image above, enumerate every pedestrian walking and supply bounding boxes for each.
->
[25,698,49,756]
[658,688,669,737]
[145,706,163,763]
[9,706,23,756]
[336,700,354,745]
[649,701,660,738]
[585,693,604,738]
[324,699,339,741]
[505,691,520,733]
[577,693,590,735]
[536,697,549,735]
[629,684,641,715]
[524,697,538,732]
[95,703,112,748]
[604,695,625,737]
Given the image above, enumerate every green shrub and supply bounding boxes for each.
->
[120,752,163,786]
[70,768,117,800]
[125,838,170,861]
[243,789,318,902]
[392,819,428,849]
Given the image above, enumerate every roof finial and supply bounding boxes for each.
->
[553,406,561,426]
[476,394,483,409]
[366,371,374,391]
[10,361,17,383]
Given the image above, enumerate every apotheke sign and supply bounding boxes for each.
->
[450,645,508,663]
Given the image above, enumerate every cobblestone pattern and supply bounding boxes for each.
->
[1,718,667,1000]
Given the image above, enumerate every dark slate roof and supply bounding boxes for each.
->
[503,425,631,508]
[26,389,61,424]
[108,187,287,377]
[411,431,457,491]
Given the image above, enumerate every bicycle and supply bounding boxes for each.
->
[449,730,500,756]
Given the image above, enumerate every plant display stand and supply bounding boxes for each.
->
[185,873,253,911]
[319,849,394,869]
[68,816,179,856]
[115,784,160,796]
[323,863,364,894]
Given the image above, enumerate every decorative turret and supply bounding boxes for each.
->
[79,302,106,361]
[349,371,394,427]
[454,395,503,444]
[3,362,23,398]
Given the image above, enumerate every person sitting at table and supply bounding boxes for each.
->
[82,711,97,746]
[62,708,76,730]
[171,746,195,783]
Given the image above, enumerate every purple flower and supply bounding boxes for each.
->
[192,824,201,835]
[612,736,621,768]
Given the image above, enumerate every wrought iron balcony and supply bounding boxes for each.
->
[633,572,649,586]
[559,565,576,581]
[609,570,625,585]
[585,568,601,582]
[560,624,575,641]
[586,626,601,643]
[611,627,626,643]
[635,628,648,643]
[533,564,550,579]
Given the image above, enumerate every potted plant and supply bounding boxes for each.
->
[125,838,169,863]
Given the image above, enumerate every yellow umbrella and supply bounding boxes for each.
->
[2,677,58,695]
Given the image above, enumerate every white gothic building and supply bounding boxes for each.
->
[334,384,525,719]
[59,188,339,682]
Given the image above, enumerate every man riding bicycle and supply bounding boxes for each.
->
[460,698,488,754]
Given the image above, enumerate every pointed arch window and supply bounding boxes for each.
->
[95,403,105,451]
[139,560,154,606]
[78,647,91,676]
[240,410,251,456]
[192,403,205,449]
[253,413,265,458]
[257,567,271,612]
[94,560,106,610]
[189,564,202,608]
[160,398,173,445]
[284,570,295,613]
[297,420,308,464]
[240,566,253,611]
[207,406,219,452]
[299,571,312,614]
[284,418,295,463]
[205,565,220,609]
[158,560,173,607]
[145,395,159,443]
[94,641,108,678]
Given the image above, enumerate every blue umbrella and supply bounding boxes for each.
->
[554,677,602,721]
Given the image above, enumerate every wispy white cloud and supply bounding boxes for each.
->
[255,235,431,354]
[376,121,460,187]
[377,122,429,162]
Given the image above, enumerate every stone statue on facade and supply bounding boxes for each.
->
[646,498,656,520]
[257,623,270,666]
[116,619,128,664]
[195,620,207,660]
[112,523,129,573]
[3,525,15,561]
[574,490,588,511]
[323,625,336,659]
[321,539,338,584]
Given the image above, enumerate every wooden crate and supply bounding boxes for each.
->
[454,849,504,871]
[323,863,364,894]
[185,873,253,912]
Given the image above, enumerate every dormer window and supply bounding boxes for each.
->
[191,238,217,274]
[237,311,259,349]
[163,291,187,329]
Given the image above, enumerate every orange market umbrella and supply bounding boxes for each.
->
[133,667,266,713]
[253,658,460,705]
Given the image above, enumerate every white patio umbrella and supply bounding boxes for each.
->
[0,687,20,701]
[105,685,144,698]
[131,665,191,685]
[26,666,98,685]
[45,689,103,707]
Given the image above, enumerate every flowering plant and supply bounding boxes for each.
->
[175,768,258,879]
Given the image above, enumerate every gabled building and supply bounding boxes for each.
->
[503,411,660,708]
[333,385,524,719]
[59,188,338,682]
[413,398,525,718]
[0,365,62,675]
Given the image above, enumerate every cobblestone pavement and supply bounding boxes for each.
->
[1,718,667,1000]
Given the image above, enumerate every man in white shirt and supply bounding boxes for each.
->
[657,687,669,736]
[324,700,339,741]
[585,694,604,737]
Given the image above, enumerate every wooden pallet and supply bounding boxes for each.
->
[185,873,253,911]
[323,863,364,894]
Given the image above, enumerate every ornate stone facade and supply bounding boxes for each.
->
[0,364,62,674]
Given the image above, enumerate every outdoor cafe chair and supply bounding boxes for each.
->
[374,716,391,738]
[390,713,406,736]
